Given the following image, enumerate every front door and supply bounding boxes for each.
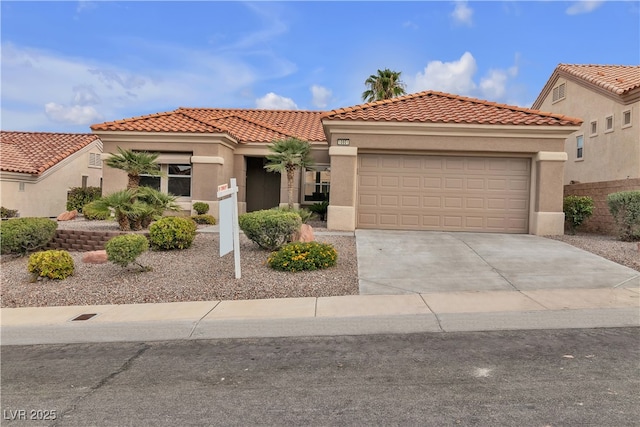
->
[246,157,281,212]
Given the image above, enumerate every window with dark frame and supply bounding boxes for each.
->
[576,135,584,159]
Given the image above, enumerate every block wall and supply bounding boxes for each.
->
[564,178,640,234]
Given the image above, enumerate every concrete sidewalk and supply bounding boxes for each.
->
[2,286,638,346]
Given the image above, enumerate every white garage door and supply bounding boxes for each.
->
[357,154,530,233]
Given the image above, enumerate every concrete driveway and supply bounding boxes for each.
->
[356,230,640,295]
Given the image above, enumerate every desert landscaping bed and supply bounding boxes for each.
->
[0,219,358,308]
[1,219,638,308]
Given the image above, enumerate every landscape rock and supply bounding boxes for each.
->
[298,224,315,242]
[82,250,108,264]
[57,210,78,221]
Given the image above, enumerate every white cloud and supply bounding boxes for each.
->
[310,85,332,109]
[255,92,298,110]
[45,103,103,125]
[451,1,473,26]
[566,1,604,15]
[479,65,518,100]
[411,51,478,95]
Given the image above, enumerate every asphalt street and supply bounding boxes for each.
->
[1,327,639,426]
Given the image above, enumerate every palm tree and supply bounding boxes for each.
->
[105,147,162,190]
[264,138,315,209]
[361,68,407,103]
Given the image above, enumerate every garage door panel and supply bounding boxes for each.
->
[357,154,530,233]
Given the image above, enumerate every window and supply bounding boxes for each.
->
[590,120,597,136]
[605,115,614,132]
[89,153,102,168]
[552,83,566,102]
[303,166,330,202]
[140,163,191,197]
[19,182,25,192]
[622,110,632,128]
[576,135,584,160]
[82,175,88,188]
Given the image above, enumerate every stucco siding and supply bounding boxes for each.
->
[536,77,640,184]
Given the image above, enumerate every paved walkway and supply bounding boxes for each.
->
[1,230,639,346]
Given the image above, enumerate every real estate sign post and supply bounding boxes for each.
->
[217,178,241,278]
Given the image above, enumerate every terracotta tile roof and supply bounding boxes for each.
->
[322,91,582,126]
[0,131,100,175]
[91,108,327,143]
[556,64,640,95]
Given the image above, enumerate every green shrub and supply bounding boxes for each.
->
[192,214,217,225]
[607,190,640,241]
[563,195,594,234]
[149,216,197,250]
[1,218,57,255]
[267,241,338,272]
[238,210,302,251]
[82,200,110,221]
[28,250,74,280]
[105,234,150,270]
[1,207,19,219]
[308,201,329,221]
[274,206,313,224]
[192,202,210,215]
[67,186,102,213]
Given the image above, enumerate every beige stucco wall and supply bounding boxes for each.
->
[0,142,103,218]
[535,77,640,184]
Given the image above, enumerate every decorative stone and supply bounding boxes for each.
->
[82,250,108,264]
[298,224,315,242]
[57,210,78,221]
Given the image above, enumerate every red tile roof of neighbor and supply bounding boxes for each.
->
[556,64,640,95]
[91,91,581,143]
[322,91,582,126]
[0,131,100,175]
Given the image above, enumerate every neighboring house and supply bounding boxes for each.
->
[91,90,580,235]
[532,64,640,233]
[0,131,103,218]
[532,64,640,184]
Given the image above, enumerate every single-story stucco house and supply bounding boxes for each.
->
[91,90,581,235]
[0,131,103,218]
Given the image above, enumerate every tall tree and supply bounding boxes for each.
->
[361,68,407,103]
[105,147,162,190]
[264,138,315,209]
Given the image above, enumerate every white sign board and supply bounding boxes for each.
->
[219,196,234,256]
[217,178,241,278]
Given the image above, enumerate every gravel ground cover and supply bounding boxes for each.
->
[0,219,358,308]
[1,219,638,308]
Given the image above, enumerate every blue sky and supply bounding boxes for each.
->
[2,1,639,133]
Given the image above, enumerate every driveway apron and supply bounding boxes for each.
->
[355,230,640,295]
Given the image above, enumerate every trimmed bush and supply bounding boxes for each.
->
[67,186,102,213]
[105,234,150,270]
[1,207,19,219]
[192,202,210,215]
[239,210,302,251]
[1,218,57,255]
[607,190,640,241]
[28,250,74,280]
[149,216,197,250]
[192,214,217,225]
[267,241,338,272]
[563,195,594,234]
[82,200,110,221]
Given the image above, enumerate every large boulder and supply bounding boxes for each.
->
[57,210,78,221]
[297,224,315,242]
[82,250,108,264]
